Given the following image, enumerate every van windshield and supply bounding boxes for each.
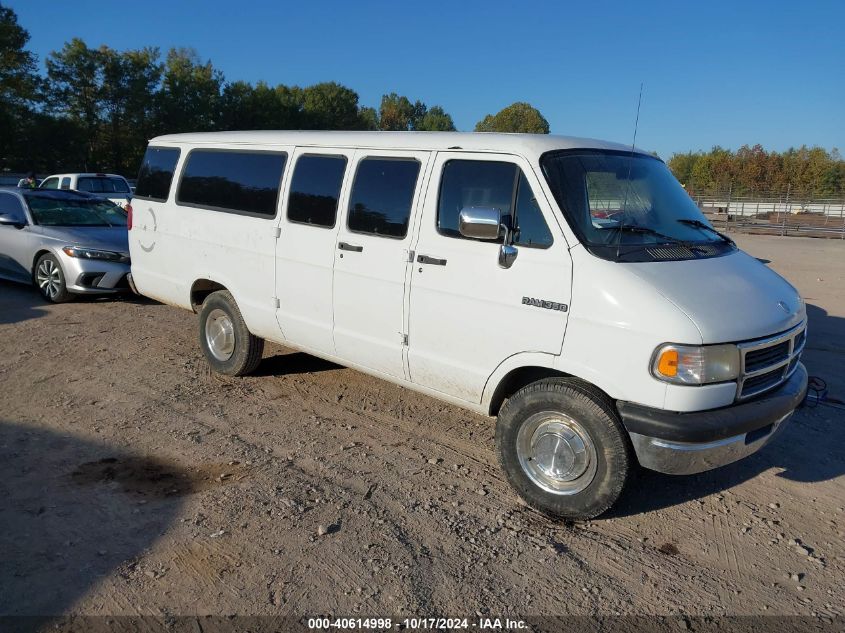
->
[541,150,735,262]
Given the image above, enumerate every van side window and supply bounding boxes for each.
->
[348,158,420,238]
[287,155,347,228]
[41,177,59,190]
[437,160,552,248]
[177,150,286,217]
[136,147,181,202]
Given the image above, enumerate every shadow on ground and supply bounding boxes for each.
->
[0,280,48,325]
[0,420,192,616]
[254,351,341,377]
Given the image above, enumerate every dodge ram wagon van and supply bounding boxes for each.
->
[128,131,807,519]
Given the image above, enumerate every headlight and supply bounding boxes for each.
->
[651,343,740,385]
[62,246,127,262]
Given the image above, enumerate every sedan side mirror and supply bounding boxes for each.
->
[0,213,26,229]
[457,206,518,269]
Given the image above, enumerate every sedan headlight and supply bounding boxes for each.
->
[62,246,128,262]
[651,343,740,385]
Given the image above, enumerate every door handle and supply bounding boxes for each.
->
[338,241,364,252]
[417,254,447,266]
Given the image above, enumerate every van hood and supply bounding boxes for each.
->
[623,249,804,343]
[37,225,129,254]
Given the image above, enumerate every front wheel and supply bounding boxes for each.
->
[496,378,632,520]
[34,253,72,303]
[198,290,264,376]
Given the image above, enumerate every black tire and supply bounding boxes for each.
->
[496,377,632,520]
[198,290,264,376]
[34,253,72,303]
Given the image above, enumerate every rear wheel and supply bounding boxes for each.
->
[34,253,72,303]
[198,290,264,376]
[496,378,632,520]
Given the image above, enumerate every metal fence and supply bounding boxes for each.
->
[691,189,845,218]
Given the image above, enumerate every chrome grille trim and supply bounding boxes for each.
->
[736,321,806,400]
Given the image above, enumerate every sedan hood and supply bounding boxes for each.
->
[623,249,804,343]
[37,225,129,254]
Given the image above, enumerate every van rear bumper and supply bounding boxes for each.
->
[617,364,807,475]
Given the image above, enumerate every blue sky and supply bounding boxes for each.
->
[7,0,844,159]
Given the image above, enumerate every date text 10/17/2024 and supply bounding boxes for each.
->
[307,617,528,630]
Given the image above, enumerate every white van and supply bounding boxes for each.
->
[128,131,807,519]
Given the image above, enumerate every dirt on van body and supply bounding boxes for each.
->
[1,233,843,625]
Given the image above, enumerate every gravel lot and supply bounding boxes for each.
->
[1,233,843,623]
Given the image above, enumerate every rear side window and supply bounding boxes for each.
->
[60,177,71,190]
[77,176,130,194]
[347,158,420,238]
[178,150,286,217]
[438,160,552,248]
[287,155,347,227]
[136,147,181,202]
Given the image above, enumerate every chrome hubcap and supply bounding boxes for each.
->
[205,309,235,361]
[517,412,598,495]
[36,259,62,299]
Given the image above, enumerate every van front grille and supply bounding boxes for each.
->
[737,322,806,399]
[745,341,789,373]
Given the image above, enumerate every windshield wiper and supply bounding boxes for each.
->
[610,223,693,246]
[676,218,734,245]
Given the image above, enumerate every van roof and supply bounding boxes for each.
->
[149,131,647,157]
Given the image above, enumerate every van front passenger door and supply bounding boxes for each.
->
[407,153,571,403]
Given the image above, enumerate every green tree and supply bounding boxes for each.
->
[156,48,223,134]
[0,4,41,170]
[100,46,162,173]
[45,38,103,169]
[301,81,360,129]
[474,102,549,134]
[357,106,379,130]
[378,93,418,130]
[415,105,456,131]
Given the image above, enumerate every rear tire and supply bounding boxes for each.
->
[198,290,264,376]
[496,377,631,520]
[34,253,72,303]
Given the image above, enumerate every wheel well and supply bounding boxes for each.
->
[488,366,570,416]
[190,279,227,312]
[31,250,52,278]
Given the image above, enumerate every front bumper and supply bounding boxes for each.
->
[59,252,131,294]
[617,363,808,475]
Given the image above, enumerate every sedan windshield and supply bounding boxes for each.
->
[25,195,127,227]
[541,150,735,262]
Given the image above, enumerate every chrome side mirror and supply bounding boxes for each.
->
[458,206,501,240]
[499,244,518,269]
[457,206,519,269]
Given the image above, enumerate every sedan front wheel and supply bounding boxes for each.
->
[35,253,72,303]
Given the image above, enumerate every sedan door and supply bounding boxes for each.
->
[0,192,37,282]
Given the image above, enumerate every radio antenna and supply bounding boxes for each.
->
[616,82,644,260]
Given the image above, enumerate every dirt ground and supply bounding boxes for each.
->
[1,233,843,624]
